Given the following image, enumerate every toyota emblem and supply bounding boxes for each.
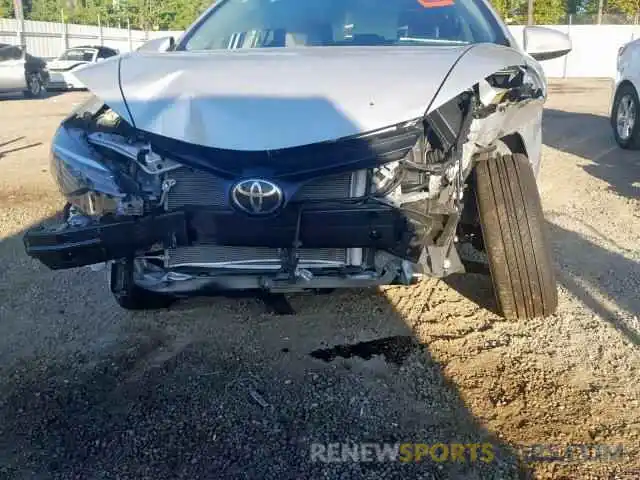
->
[231,179,284,215]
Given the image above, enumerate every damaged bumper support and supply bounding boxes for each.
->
[23,211,187,270]
[23,203,411,272]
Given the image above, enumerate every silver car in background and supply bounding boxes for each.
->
[0,43,49,98]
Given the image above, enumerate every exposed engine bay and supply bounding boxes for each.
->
[24,64,545,301]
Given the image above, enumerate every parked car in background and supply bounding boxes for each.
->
[612,38,640,148]
[47,46,119,90]
[0,43,49,98]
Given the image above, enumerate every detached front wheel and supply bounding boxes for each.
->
[475,154,558,320]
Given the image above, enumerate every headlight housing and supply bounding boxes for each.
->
[371,159,401,195]
[369,94,468,202]
[370,133,428,198]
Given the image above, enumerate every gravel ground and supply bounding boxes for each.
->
[0,80,638,479]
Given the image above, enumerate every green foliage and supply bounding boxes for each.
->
[606,0,640,17]
[4,0,211,29]
[0,0,638,29]
[534,0,569,23]
[0,0,14,19]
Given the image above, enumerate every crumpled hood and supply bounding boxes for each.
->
[73,44,528,151]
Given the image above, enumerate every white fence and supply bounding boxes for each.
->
[0,18,182,59]
[510,25,640,78]
[2,17,640,78]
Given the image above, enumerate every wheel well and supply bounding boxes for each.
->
[615,79,637,99]
[498,133,527,157]
[612,80,638,117]
[462,133,527,227]
[460,135,527,247]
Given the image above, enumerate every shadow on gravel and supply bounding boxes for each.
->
[547,220,640,346]
[543,109,640,200]
[5,207,639,477]
[0,216,529,479]
[445,218,640,346]
[443,272,499,317]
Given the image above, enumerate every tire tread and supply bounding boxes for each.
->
[475,153,558,320]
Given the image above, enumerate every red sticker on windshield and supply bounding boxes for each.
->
[417,0,454,7]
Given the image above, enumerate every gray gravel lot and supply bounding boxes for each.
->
[0,80,639,479]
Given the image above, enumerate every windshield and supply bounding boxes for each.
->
[0,44,23,61]
[59,48,96,62]
[181,0,506,51]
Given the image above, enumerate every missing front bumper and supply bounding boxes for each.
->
[23,203,415,271]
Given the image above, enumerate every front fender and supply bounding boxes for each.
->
[429,43,545,174]
[428,43,540,112]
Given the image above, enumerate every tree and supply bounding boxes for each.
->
[0,0,14,18]
[3,0,578,30]
[605,0,640,18]
[534,0,568,23]
[30,0,64,22]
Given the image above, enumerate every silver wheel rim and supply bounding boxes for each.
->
[29,74,41,96]
[616,94,636,140]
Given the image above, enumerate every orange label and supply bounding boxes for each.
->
[417,0,454,7]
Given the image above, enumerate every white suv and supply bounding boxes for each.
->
[612,38,640,149]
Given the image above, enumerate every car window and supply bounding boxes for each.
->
[98,49,117,59]
[0,45,23,62]
[181,0,506,51]
[59,48,97,62]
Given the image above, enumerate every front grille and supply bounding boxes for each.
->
[165,167,361,268]
[167,167,353,210]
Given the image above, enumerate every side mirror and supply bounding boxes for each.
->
[523,26,572,61]
[137,36,175,53]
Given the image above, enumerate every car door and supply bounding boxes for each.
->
[0,45,27,91]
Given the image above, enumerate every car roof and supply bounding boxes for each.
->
[67,45,117,53]
[67,45,100,51]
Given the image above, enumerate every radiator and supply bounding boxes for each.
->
[165,167,365,269]
[167,246,348,268]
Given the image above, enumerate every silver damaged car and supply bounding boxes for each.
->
[23,0,572,319]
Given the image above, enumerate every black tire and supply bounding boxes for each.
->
[611,83,640,149]
[110,259,175,310]
[474,154,558,320]
[23,72,44,98]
